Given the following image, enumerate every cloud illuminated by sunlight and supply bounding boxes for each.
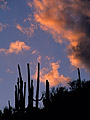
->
[28,0,90,70]
[16,21,36,37]
[0,40,31,54]
[32,61,70,87]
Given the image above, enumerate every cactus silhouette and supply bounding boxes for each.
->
[46,80,49,108]
[14,64,26,112]
[33,63,43,109]
[77,68,81,89]
[27,63,34,110]
[1,63,90,120]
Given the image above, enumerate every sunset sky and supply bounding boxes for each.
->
[0,0,90,109]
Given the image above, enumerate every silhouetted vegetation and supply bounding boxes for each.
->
[0,63,90,119]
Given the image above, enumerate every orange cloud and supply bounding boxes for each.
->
[28,0,90,70]
[28,0,68,43]
[32,0,87,43]
[16,14,37,38]
[41,61,70,87]
[0,23,9,32]
[32,61,70,87]
[0,40,31,54]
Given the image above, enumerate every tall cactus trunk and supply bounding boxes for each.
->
[8,100,11,109]
[30,80,34,109]
[46,80,49,108]
[36,63,40,109]
[15,85,18,110]
[18,64,22,81]
[27,63,31,108]
[18,64,23,110]
[23,82,26,110]
[8,100,12,114]
[77,68,81,89]
[17,78,19,99]
[33,63,43,108]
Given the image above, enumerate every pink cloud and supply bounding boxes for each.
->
[32,49,39,55]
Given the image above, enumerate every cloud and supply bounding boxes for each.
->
[16,14,37,37]
[32,49,39,55]
[16,24,35,37]
[0,40,31,54]
[32,61,70,87]
[45,56,54,61]
[28,0,90,70]
[0,23,9,32]
[41,61,70,87]
[0,0,8,9]
[37,55,41,63]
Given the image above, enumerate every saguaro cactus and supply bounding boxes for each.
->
[36,63,40,108]
[27,63,31,108]
[27,63,34,109]
[23,82,26,109]
[30,80,34,109]
[77,68,81,89]
[33,63,43,109]
[14,62,46,112]
[8,100,12,111]
[15,84,18,110]
[46,80,49,108]
[14,64,26,112]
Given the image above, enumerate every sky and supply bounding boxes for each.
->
[0,0,90,109]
